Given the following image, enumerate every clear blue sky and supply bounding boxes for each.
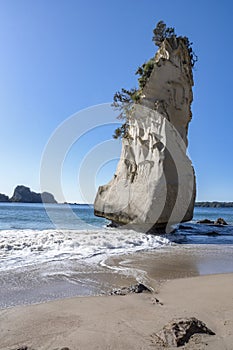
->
[0,0,232,202]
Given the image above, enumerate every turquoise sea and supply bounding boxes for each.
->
[0,203,232,308]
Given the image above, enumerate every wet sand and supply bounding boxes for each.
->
[1,245,233,349]
[0,273,233,349]
[1,244,233,309]
[104,244,233,289]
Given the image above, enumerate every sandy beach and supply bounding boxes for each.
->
[1,272,233,350]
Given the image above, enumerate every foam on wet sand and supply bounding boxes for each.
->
[1,263,233,349]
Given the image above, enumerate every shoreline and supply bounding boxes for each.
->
[103,243,233,297]
[1,240,233,349]
[1,272,233,349]
[1,243,233,310]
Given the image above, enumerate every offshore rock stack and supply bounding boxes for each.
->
[94,35,196,233]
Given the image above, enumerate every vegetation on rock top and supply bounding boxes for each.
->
[113,21,197,139]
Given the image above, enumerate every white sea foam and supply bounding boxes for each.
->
[0,228,171,270]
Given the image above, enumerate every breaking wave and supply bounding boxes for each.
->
[0,228,171,271]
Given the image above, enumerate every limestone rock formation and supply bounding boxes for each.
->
[94,36,196,232]
[10,185,57,203]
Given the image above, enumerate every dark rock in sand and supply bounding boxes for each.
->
[129,283,151,293]
[111,287,128,296]
[111,283,151,295]
[151,297,163,306]
[214,217,228,225]
[197,219,214,224]
[154,317,215,347]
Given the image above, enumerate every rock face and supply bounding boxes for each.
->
[94,37,196,232]
[0,193,9,202]
[153,317,215,347]
[10,185,57,203]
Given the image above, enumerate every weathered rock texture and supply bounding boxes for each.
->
[153,317,215,347]
[94,37,196,232]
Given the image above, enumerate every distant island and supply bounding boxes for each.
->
[0,185,57,203]
[0,187,232,207]
[195,202,233,208]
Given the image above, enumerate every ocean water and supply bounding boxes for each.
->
[176,207,233,244]
[0,203,233,308]
[0,203,172,271]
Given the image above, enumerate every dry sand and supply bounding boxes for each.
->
[0,273,233,350]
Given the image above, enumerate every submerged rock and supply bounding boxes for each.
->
[197,219,214,224]
[214,217,228,225]
[205,231,220,236]
[178,224,194,230]
[94,36,196,233]
[153,317,215,347]
[197,218,228,226]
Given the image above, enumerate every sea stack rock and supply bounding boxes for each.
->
[94,35,196,233]
[0,193,9,202]
[10,185,57,203]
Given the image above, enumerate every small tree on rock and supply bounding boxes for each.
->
[152,20,176,46]
[112,21,197,139]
